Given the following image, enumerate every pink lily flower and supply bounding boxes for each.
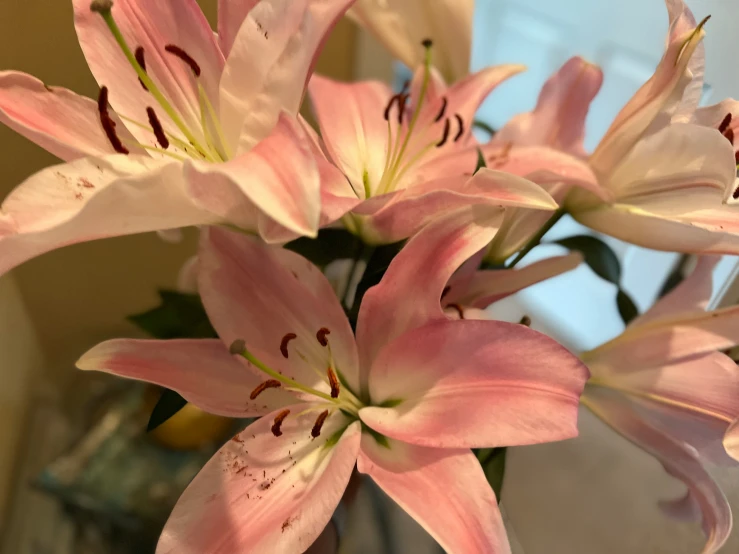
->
[0,0,355,275]
[308,50,560,244]
[580,257,739,553]
[78,208,588,553]
[565,2,739,255]
[347,0,473,82]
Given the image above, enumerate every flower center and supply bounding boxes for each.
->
[90,1,230,163]
[374,39,466,197]
[229,328,364,439]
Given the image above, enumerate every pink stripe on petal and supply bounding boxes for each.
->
[77,339,292,417]
[157,409,360,554]
[358,435,511,554]
[361,320,589,448]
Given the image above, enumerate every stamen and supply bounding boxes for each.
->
[733,186,739,200]
[280,333,297,359]
[448,303,464,319]
[453,114,465,142]
[519,315,532,327]
[441,286,451,300]
[316,327,331,347]
[97,86,129,154]
[327,367,340,399]
[271,409,290,437]
[434,97,448,123]
[229,339,247,355]
[735,150,739,165]
[384,94,402,122]
[436,119,451,147]
[397,94,409,124]
[165,44,201,77]
[147,107,169,149]
[250,379,282,400]
[311,410,330,438]
[135,47,149,91]
[422,38,433,49]
[725,128,735,146]
[718,113,733,134]
[90,0,113,13]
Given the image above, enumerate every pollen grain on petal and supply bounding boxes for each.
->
[164,44,202,77]
[271,409,290,437]
[280,333,297,359]
[316,327,331,347]
[250,380,282,400]
[311,410,330,438]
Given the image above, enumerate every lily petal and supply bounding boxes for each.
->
[603,123,735,210]
[348,0,473,83]
[219,0,355,152]
[0,71,144,161]
[583,387,732,554]
[0,155,218,276]
[73,0,225,145]
[355,206,502,392]
[587,306,739,370]
[590,15,706,176]
[198,227,360,395]
[360,319,589,448]
[495,56,603,155]
[77,339,292,417]
[665,0,705,123]
[360,169,557,244]
[309,75,392,197]
[723,419,739,463]
[217,0,259,57]
[157,410,360,554]
[444,252,583,308]
[572,204,739,256]
[630,256,721,327]
[185,113,320,238]
[358,435,510,554]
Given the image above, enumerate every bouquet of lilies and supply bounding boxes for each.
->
[1,0,738,552]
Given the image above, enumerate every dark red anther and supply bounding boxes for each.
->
[441,285,451,300]
[311,410,330,438]
[280,333,297,359]
[735,150,739,165]
[97,86,129,155]
[165,44,201,77]
[725,128,735,146]
[436,119,451,147]
[453,114,465,142]
[422,38,433,49]
[397,94,409,124]
[250,379,282,400]
[434,97,448,123]
[135,46,149,91]
[448,303,464,319]
[316,327,331,347]
[327,367,340,399]
[146,107,169,149]
[733,186,739,200]
[519,315,532,327]
[271,409,290,437]
[718,113,733,134]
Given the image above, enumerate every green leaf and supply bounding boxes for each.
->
[617,289,639,325]
[554,235,621,284]
[348,241,405,325]
[147,389,188,431]
[474,147,487,175]
[473,120,496,138]
[128,290,216,339]
[285,229,361,268]
[478,447,507,502]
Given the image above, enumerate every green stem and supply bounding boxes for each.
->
[507,208,566,269]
